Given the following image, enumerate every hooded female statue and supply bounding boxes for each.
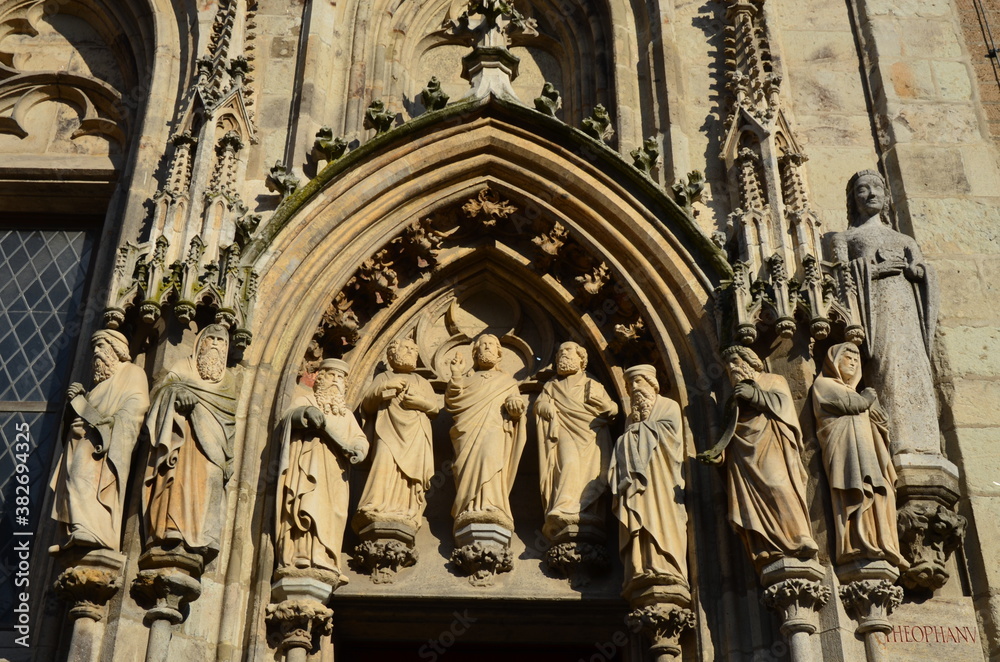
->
[831,170,940,455]
[812,343,906,568]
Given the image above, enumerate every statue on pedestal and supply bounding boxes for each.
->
[143,324,237,561]
[609,365,688,594]
[698,346,818,572]
[50,330,149,554]
[276,359,368,581]
[812,342,905,568]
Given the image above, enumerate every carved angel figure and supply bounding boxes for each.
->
[812,342,906,568]
[698,346,818,572]
[831,169,940,454]
[535,341,618,541]
[50,330,149,553]
[276,359,369,577]
[445,334,527,532]
[143,324,237,560]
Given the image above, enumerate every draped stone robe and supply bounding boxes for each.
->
[608,395,688,588]
[356,371,437,532]
[721,373,818,572]
[50,363,149,552]
[143,358,237,558]
[535,372,616,539]
[813,343,905,568]
[445,367,526,532]
[276,390,369,575]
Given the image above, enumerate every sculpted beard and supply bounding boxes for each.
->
[315,377,348,417]
[474,346,500,368]
[197,345,226,382]
[631,385,655,421]
[729,362,757,384]
[557,355,577,375]
[92,345,119,383]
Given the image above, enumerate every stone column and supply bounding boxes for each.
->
[624,578,695,662]
[53,550,126,662]
[265,577,336,662]
[837,561,904,662]
[130,549,204,662]
[760,558,831,662]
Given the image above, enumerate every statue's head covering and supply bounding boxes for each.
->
[92,329,131,361]
[822,342,863,389]
[624,364,659,392]
[846,168,891,227]
[318,358,349,375]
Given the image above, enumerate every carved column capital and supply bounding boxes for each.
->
[52,549,126,622]
[130,569,202,625]
[762,578,831,636]
[839,579,903,634]
[265,599,334,655]
[625,603,696,660]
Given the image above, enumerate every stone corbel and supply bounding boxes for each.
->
[837,560,903,662]
[894,454,967,591]
[624,578,694,661]
[53,550,126,662]
[266,578,336,662]
[759,558,830,662]
[130,549,205,662]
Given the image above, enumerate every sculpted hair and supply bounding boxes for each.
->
[561,342,588,370]
[722,345,764,372]
[387,338,416,366]
[473,333,503,358]
[846,168,891,227]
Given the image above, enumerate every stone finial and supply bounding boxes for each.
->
[581,105,614,143]
[533,82,562,117]
[364,100,396,135]
[631,137,660,176]
[313,127,348,164]
[421,77,450,111]
[453,0,537,101]
[266,161,300,200]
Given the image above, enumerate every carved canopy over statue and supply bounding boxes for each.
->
[445,334,527,532]
[143,324,238,560]
[609,365,688,592]
[699,346,818,573]
[50,330,149,554]
[276,359,369,578]
[831,169,940,455]
[354,339,438,535]
[813,343,906,568]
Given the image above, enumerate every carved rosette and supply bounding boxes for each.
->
[897,501,967,590]
[544,542,611,588]
[450,542,513,587]
[53,567,123,622]
[625,603,696,660]
[761,578,831,636]
[265,599,334,655]
[130,569,202,626]
[839,579,903,635]
[351,540,418,584]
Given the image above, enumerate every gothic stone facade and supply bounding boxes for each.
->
[1,0,999,661]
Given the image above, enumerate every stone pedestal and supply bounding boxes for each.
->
[760,558,830,662]
[838,560,904,662]
[352,521,418,584]
[266,577,336,662]
[53,549,126,662]
[624,576,694,661]
[451,523,513,586]
[543,522,610,588]
[894,454,967,591]
[131,548,205,662]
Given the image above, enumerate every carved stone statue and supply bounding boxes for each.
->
[698,346,818,573]
[354,339,438,535]
[50,330,149,553]
[445,334,527,533]
[609,365,688,593]
[812,342,906,568]
[831,169,940,454]
[143,324,238,561]
[276,359,369,579]
[535,341,618,542]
